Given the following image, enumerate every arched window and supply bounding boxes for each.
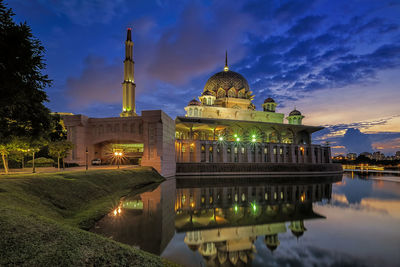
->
[194,108,198,116]
[199,109,202,117]
[217,89,225,98]
[189,108,193,116]
[228,88,236,98]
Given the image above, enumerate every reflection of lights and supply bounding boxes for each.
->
[251,201,257,213]
[300,192,306,202]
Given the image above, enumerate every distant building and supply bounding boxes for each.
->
[346,153,357,160]
[333,155,345,161]
[360,152,372,159]
[372,151,385,161]
[395,151,400,160]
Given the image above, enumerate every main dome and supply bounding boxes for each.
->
[203,70,250,98]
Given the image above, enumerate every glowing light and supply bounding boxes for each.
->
[118,208,121,214]
[300,192,306,202]
[251,201,257,213]
[190,202,195,208]
[114,152,118,156]
[251,138,256,142]
[236,138,240,142]
[219,136,224,141]
[234,134,238,138]
[252,134,256,138]
[113,209,117,216]
[234,204,238,213]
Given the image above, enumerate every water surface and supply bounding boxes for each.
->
[91,172,400,267]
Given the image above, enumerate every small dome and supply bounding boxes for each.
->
[264,97,275,103]
[188,98,201,106]
[202,90,214,96]
[291,230,304,238]
[187,244,200,251]
[289,109,302,116]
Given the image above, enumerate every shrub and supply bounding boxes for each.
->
[26,157,55,167]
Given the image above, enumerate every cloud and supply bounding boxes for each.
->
[287,15,325,35]
[341,128,372,154]
[146,1,253,85]
[65,56,122,108]
[39,0,126,25]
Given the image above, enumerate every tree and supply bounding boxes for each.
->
[0,0,52,142]
[48,140,73,170]
[0,137,27,174]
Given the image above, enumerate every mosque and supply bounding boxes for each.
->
[63,29,340,177]
[175,53,334,171]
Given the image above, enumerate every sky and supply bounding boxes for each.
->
[7,0,400,155]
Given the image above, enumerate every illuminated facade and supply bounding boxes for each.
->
[176,53,332,166]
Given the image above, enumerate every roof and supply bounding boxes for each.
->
[175,116,323,133]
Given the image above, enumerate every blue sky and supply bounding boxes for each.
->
[7,0,400,155]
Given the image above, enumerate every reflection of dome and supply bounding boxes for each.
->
[204,70,250,97]
[291,230,305,238]
[188,98,201,106]
[187,244,200,251]
[264,97,275,103]
[289,109,302,116]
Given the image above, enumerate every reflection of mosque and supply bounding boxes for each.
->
[91,177,339,266]
[175,179,336,266]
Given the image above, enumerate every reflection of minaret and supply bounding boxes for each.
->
[120,28,136,117]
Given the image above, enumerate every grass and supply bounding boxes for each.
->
[0,167,178,266]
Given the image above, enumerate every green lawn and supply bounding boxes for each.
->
[0,167,178,266]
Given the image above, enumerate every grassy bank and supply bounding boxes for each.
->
[0,167,176,266]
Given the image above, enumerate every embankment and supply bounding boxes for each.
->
[0,167,176,266]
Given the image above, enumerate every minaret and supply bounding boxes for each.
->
[120,28,136,117]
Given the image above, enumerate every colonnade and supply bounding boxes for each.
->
[175,140,332,164]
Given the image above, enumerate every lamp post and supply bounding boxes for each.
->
[114,151,123,169]
[85,147,88,171]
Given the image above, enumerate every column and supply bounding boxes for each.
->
[290,145,296,163]
[283,145,288,163]
[205,142,209,163]
[213,142,218,163]
[311,145,316,164]
[222,143,228,163]
[269,144,275,163]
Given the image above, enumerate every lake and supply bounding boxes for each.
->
[91,172,400,267]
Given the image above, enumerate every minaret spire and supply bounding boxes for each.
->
[121,27,136,117]
[224,50,229,72]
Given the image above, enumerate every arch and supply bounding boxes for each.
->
[194,108,198,117]
[217,88,225,98]
[189,108,193,116]
[228,88,236,98]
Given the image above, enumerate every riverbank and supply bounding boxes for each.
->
[0,167,177,266]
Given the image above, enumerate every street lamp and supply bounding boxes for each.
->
[85,147,88,171]
[114,151,123,168]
